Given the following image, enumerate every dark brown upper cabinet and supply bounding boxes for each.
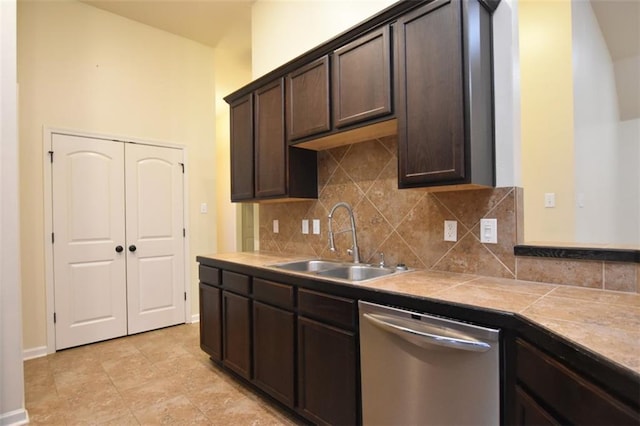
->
[333,26,392,129]
[255,79,287,198]
[286,28,393,146]
[230,79,318,202]
[230,94,254,201]
[396,0,495,189]
[286,56,331,141]
[226,0,500,199]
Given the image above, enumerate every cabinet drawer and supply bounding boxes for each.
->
[253,278,294,310]
[222,271,251,295]
[199,265,220,286]
[298,289,355,330]
[516,338,638,425]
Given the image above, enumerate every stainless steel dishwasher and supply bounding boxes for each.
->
[359,301,500,425]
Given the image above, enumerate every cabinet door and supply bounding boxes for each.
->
[333,26,392,128]
[297,316,357,425]
[253,301,295,407]
[255,79,286,198]
[222,291,251,379]
[516,338,639,425]
[230,94,254,201]
[287,56,331,141]
[397,0,466,187]
[515,386,560,425]
[199,282,222,361]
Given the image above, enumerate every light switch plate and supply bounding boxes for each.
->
[480,218,497,244]
[273,219,279,234]
[302,219,309,234]
[444,220,457,242]
[312,219,320,235]
[200,203,208,214]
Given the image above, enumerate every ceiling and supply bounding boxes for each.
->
[590,0,639,61]
[80,0,253,49]
[590,0,640,120]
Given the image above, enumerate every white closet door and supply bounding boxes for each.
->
[125,143,185,334]
[52,134,127,350]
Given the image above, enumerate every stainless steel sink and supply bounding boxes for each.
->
[272,259,346,272]
[317,265,396,281]
[271,259,407,283]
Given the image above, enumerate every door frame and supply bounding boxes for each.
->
[43,127,192,354]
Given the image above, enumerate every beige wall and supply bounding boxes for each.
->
[519,0,575,242]
[18,1,217,350]
[251,0,397,79]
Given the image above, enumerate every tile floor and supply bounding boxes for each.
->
[24,323,300,425]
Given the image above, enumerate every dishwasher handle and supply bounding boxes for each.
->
[363,313,492,353]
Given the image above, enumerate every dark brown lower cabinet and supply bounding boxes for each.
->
[297,316,357,426]
[515,385,558,425]
[222,291,251,379]
[515,338,639,425]
[199,282,222,361]
[252,301,295,407]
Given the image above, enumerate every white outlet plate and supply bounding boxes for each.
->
[480,218,498,244]
[302,219,309,234]
[444,220,457,242]
[273,219,279,234]
[312,219,320,235]
[544,192,556,208]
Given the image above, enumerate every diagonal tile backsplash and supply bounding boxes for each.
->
[259,136,523,280]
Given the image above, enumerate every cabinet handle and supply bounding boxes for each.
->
[115,245,124,253]
[129,245,137,252]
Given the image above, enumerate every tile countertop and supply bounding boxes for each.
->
[198,252,640,376]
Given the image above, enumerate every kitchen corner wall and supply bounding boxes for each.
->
[260,136,523,279]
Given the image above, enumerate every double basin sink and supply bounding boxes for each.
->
[271,259,408,282]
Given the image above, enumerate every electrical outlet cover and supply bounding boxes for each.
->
[444,220,457,242]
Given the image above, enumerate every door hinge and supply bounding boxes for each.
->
[179,163,184,173]
[51,232,55,244]
[183,228,186,238]
[53,312,57,323]
[184,292,187,301]
[48,151,54,163]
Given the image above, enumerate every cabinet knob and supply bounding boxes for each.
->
[115,245,124,253]
[129,245,137,252]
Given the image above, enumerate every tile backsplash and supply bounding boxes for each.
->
[258,136,639,293]
[259,136,523,280]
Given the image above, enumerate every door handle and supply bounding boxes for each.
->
[128,245,137,252]
[363,313,491,353]
[115,245,124,253]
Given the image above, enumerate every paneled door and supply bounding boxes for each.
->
[125,143,185,334]
[52,134,128,350]
[52,134,185,349]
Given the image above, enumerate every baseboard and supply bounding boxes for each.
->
[0,408,29,426]
[190,313,200,323]
[23,346,47,361]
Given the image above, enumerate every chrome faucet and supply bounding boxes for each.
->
[327,202,361,263]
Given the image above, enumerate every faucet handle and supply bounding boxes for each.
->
[347,248,353,256]
[379,252,385,267]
